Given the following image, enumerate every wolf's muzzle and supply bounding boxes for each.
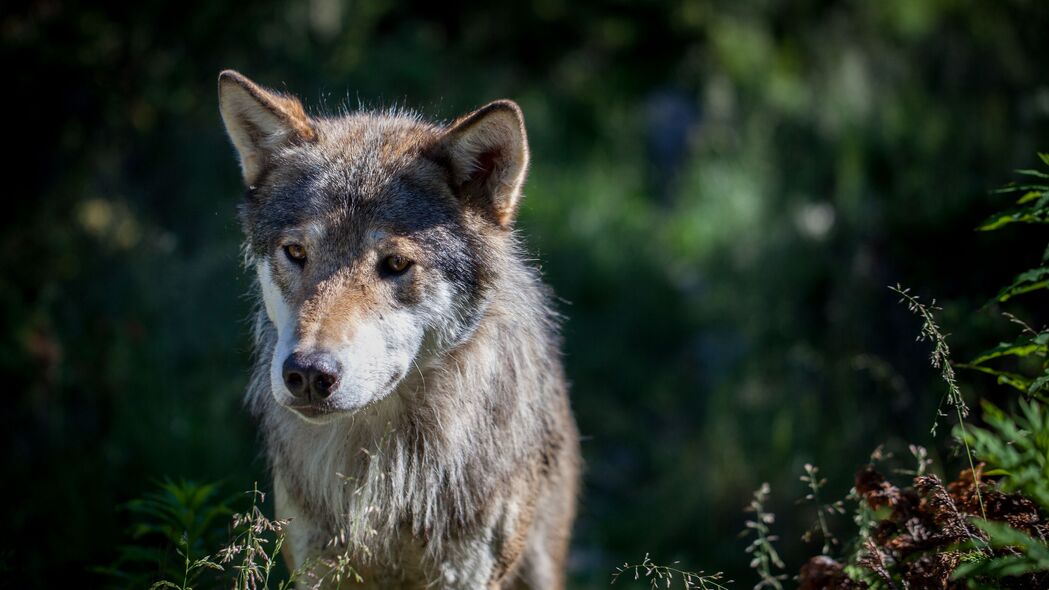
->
[282,351,341,401]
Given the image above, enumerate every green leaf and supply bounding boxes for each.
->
[952,520,1049,581]
[977,208,1049,231]
[973,519,1049,564]
[994,267,1049,302]
[958,363,1031,391]
[991,183,1049,195]
[1015,169,1049,180]
[966,338,1047,365]
[1028,369,1049,397]
[1016,190,1049,204]
[960,400,1049,510]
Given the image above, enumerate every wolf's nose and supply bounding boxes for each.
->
[282,352,341,400]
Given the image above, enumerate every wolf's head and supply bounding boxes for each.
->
[218,70,529,423]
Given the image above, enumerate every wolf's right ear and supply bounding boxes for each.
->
[434,100,530,228]
[218,70,316,186]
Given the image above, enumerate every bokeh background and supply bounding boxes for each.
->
[4,0,1049,586]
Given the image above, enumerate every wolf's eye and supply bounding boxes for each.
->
[284,244,307,265]
[382,254,413,275]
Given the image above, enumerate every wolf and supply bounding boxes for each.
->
[217,70,581,589]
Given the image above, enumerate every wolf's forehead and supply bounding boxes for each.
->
[277,115,437,205]
[315,114,437,173]
[249,113,454,247]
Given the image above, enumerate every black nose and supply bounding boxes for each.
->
[282,352,341,401]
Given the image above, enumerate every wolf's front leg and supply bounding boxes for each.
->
[274,474,306,572]
[274,472,339,583]
[434,536,503,590]
[438,496,539,589]
[274,483,367,588]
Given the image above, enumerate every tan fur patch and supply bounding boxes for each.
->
[296,273,372,348]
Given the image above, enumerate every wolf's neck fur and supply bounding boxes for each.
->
[245,247,561,561]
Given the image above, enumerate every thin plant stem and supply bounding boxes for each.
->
[890,285,986,521]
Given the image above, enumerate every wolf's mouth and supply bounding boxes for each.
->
[283,401,331,420]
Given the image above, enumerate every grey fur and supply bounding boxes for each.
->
[220,71,580,589]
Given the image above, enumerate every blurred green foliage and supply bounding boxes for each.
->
[3,0,1049,586]
[97,479,234,588]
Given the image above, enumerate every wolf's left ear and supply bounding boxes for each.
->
[218,70,316,186]
[435,100,529,228]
